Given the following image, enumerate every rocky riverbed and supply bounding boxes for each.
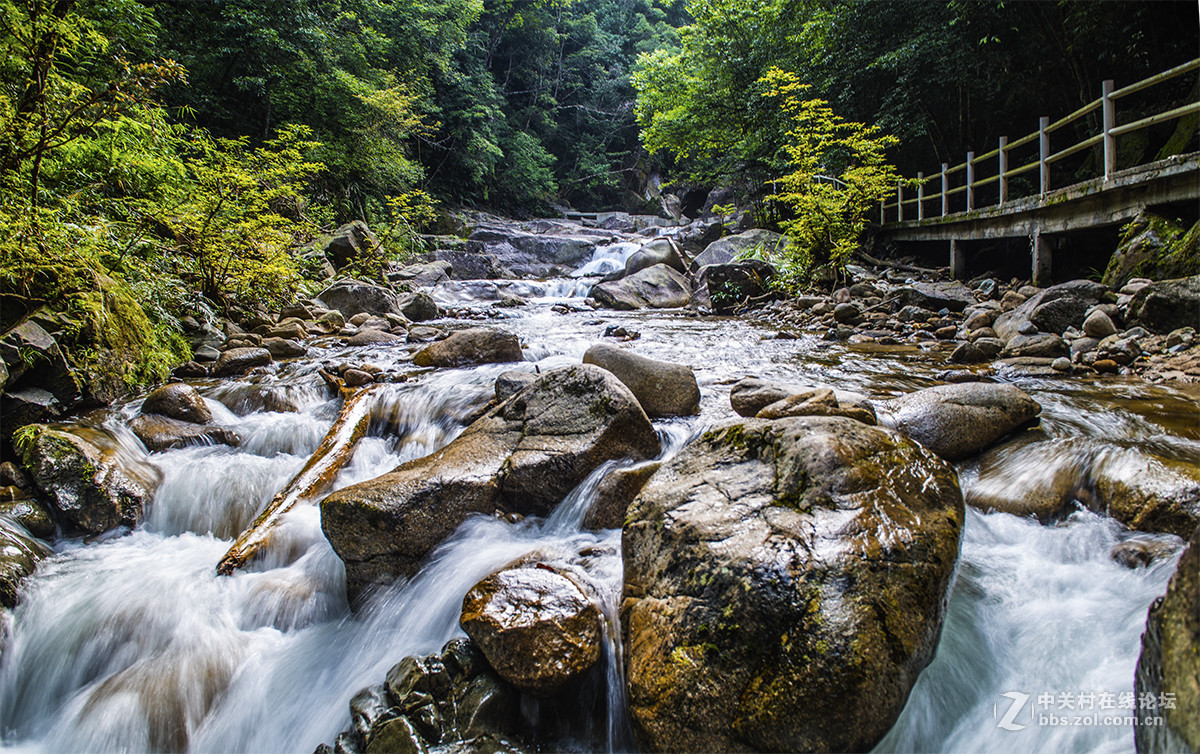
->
[0,213,1197,753]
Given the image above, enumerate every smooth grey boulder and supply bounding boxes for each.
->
[211,347,272,378]
[466,225,599,278]
[624,238,687,277]
[428,250,497,280]
[884,382,1041,461]
[397,291,441,322]
[690,229,784,271]
[895,282,975,313]
[129,415,242,453]
[729,377,875,421]
[18,425,161,534]
[993,280,1108,341]
[317,280,402,318]
[623,416,963,753]
[582,343,700,418]
[999,332,1069,359]
[590,264,692,310]
[321,365,660,599]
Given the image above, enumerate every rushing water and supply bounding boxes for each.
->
[0,251,1195,753]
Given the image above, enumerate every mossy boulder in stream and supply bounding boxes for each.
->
[0,518,51,608]
[16,424,161,534]
[1103,212,1199,290]
[1135,525,1199,753]
[622,416,963,753]
[321,364,660,600]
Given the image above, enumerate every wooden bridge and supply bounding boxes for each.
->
[877,59,1200,286]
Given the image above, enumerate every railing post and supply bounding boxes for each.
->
[941,163,949,216]
[1102,79,1115,180]
[998,136,1009,206]
[966,152,975,211]
[917,172,925,220]
[1039,116,1050,194]
[880,201,885,224]
[896,183,904,222]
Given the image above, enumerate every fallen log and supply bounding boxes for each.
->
[216,383,382,575]
[853,250,942,274]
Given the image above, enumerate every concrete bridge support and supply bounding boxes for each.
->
[950,239,966,280]
[1031,230,1053,288]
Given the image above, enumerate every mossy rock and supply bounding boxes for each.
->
[1103,213,1200,289]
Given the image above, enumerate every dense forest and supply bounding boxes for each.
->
[0,0,1196,392]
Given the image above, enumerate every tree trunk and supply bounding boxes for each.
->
[216,384,381,575]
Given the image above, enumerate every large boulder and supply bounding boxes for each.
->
[1127,275,1200,334]
[412,328,522,368]
[1103,212,1199,289]
[895,282,975,313]
[0,518,51,608]
[0,320,83,436]
[623,417,963,753]
[317,280,402,318]
[141,383,212,424]
[625,238,687,277]
[590,264,692,310]
[690,229,784,271]
[211,347,272,378]
[429,250,497,280]
[321,364,660,598]
[467,225,600,278]
[993,280,1108,341]
[17,425,161,534]
[1135,525,1199,753]
[322,221,380,269]
[460,566,603,697]
[128,415,242,453]
[884,382,1041,461]
[396,291,440,322]
[1092,449,1200,539]
[703,261,776,314]
[582,343,700,418]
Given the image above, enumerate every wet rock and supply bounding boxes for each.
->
[263,337,308,358]
[142,383,212,424]
[755,388,876,424]
[1103,212,1199,289]
[397,292,440,322]
[1092,450,1200,538]
[965,437,1090,521]
[1051,357,1072,372]
[429,250,497,281]
[171,361,209,379]
[949,342,987,363]
[266,320,308,340]
[1127,275,1200,334]
[129,415,242,453]
[211,347,272,377]
[690,229,784,271]
[0,518,51,608]
[703,261,776,314]
[897,305,936,323]
[999,290,1026,311]
[193,345,221,362]
[1111,534,1180,569]
[999,332,1069,359]
[413,328,522,369]
[466,224,599,278]
[885,382,1040,461]
[833,302,862,324]
[994,280,1107,340]
[343,369,374,388]
[0,320,83,435]
[18,425,160,534]
[1135,525,1199,753]
[460,566,603,696]
[582,462,660,530]
[1082,309,1118,338]
[318,280,403,318]
[0,498,55,539]
[623,416,963,753]
[321,364,660,598]
[729,377,874,421]
[317,310,346,333]
[582,343,700,418]
[590,264,692,310]
[387,261,452,288]
[347,329,404,347]
[407,326,446,344]
[895,282,974,313]
[494,371,537,402]
[323,221,380,269]
[625,238,687,277]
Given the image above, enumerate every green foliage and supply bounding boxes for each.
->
[759,68,903,290]
[137,125,321,312]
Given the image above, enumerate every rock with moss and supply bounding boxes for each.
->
[1135,525,1199,753]
[1092,449,1200,539]
[460,566,603,697]
[0,517,52,608]
[0,498,55,540]
[315,638,533,754]
[321,364,660,599]
[16,424,161,534]
[141,383,212,424]
[0,319,83,437]
[622,416,963,753]
[1103,212,1200,289]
